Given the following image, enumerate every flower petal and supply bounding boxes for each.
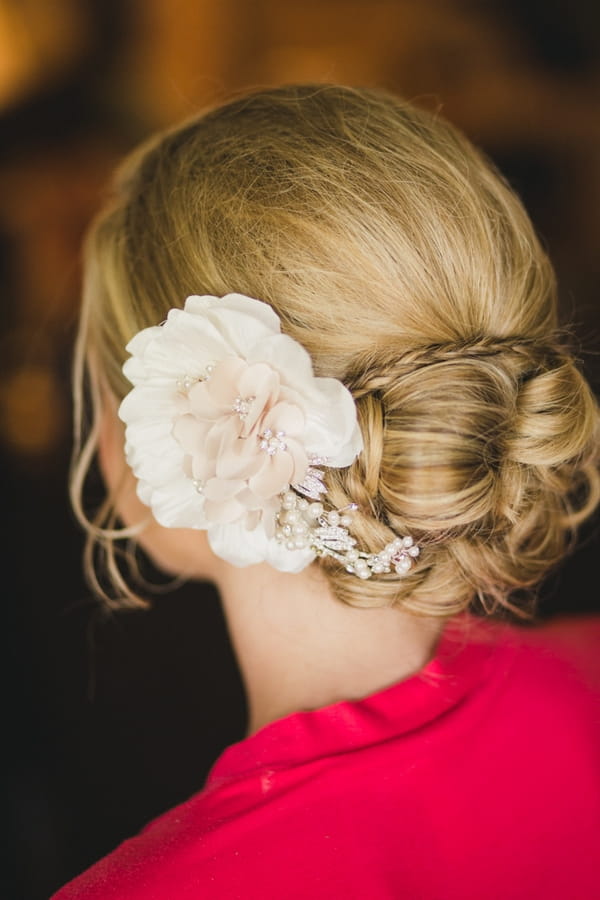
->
[150,477,208,529]
[215,435,262,480]
[183,293,281,336]
[263,535,316,573]
[248,450,294,498]
[262,401,305,437]
[207,521,271,567]
[203,496,247,524]
[172,414,209,455]
[203,477,246,501]
[198,294,282,358]
[125,325,164,359]
[303,377,364,466]
[186,380,230,419]
[247,333,315,388]
[207,293,281,334]
[119,385,176,425]
[208,516,315,570]
[205,357,247,406]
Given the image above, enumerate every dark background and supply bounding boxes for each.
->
[2,2,599,898]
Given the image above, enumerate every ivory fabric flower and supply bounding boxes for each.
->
[118,294,363,571]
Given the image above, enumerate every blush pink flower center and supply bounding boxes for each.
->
[171,357,309,526]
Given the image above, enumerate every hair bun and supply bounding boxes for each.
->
[331,335,599,615]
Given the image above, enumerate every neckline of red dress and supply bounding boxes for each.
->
[205,614,514,785]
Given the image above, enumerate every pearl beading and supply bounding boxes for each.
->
[259,428,288,455]
[275,489,420,579]
[175,364,215,393]
[233,395,255,420]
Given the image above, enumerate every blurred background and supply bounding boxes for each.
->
[2,1,599,897]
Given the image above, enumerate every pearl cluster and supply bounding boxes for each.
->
[276,490,322,550]
[275,489,420,579]
[232,395,255,420]
[362,535,420,577]
[176,364,215,393]
[259,428,288,455]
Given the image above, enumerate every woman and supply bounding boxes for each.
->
[54,84,599,898]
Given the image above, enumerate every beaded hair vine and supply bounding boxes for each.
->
[277,461,419,579]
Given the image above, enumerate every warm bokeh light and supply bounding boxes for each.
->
[0,0,90,108]
[0,364,66,455]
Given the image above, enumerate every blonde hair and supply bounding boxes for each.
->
[71,83,600,617]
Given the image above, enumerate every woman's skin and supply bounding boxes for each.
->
[99,401,444,736]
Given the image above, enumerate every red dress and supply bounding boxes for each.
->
[51,615,600,899]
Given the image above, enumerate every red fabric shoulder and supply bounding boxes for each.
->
[50,615,600,900]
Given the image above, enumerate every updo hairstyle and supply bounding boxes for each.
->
[72,84,600,617]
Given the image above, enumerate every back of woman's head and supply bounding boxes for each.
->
[76,83,600,617]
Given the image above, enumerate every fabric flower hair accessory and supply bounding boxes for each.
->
[118,293,364,572]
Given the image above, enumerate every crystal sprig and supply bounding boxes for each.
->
[275,489,419,579]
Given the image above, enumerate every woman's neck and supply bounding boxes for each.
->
[215,561,444,736]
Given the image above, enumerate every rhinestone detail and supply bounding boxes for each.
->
[176,363,215,393]
[259,428,288,455]
[275,490,419,579]
[232,395,256,420]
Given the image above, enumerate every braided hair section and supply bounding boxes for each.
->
[322,336,600,616]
